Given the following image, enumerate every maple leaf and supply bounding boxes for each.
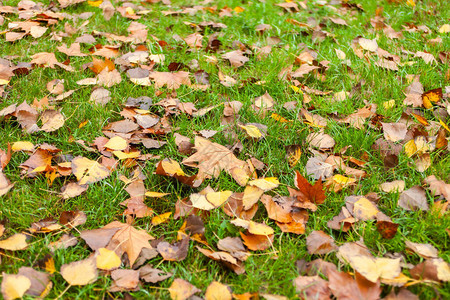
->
[222,50,249,67]
[71,156,110,185]
[149,71,191,89]
[103,221,154,266]
[292,170,326,204]
[182,136,252,185]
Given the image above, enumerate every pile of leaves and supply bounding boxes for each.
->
[0,0,449,299]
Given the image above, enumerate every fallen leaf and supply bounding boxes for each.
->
[17,267,52,297]
[405,241,439,259]
[205,281,232,300]
[103,221,154,266]
[96,247,121,270]
[1,274,31,300]
[72,156,111,185]
[398,186,428,211]
[169,278,200,300]
[60,258,98,286]
[0,233,28,250]
[306,230,337,255]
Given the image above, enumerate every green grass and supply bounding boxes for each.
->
[0,0,449,298]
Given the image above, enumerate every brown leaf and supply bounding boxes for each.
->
[103,221,154,266]
[239,231,273,251]
[110,269,140,292]
[57,43,87,57]
[293,275,331,299]
[80,227,120,251]
[222,50,249,67]
[293,170,326,204]
[328,269,381,300]
[307,131,335,149]
[157,236,189,261]
[149,71,191,89]
[139,265,172,283]
[382,122,407,142]
[405,241,439,258]
[306,230,337,255]
[1,273,31,300]
[398,186,428,211]
[182,137,252,185]
[197,247,245,274]
[17,267,52,297]
[0,171,14,197]
[40,109,65,132]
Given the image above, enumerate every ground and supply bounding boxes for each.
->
[0,0,449,299]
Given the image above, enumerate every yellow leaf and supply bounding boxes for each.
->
[61,259,98,286]
[190,193,215,210]
[87,0,103,7]
[439,24,450,33]
[271,113,291,123]
[440,119,450,132]
[333,174,355,185]
[206,190,233,207]
[406,0,415,7]
[72,156,110,185]
[0,233,28,250]
[0,79,10,85]
[383,100,395,109]
[242,185,264,210]
[205,281,232,300]
[145,191,170,198]
[248,177,280,191]
[234,6,245,13]
[104,136,127,151]
[78,120,88,128]
[353,198,379,220]
[125,7,135,15]
[160,159,185,176]
[1,274,31,300]
[11,141,34,152]
[248,221,274,236]
[348,256,401,282]
[113,151,140,160]
[290,85,302,93]
[381,273,414,286]
[422,88,442,109]
[404,140,417,157]
[96,248,121,270]
[151,212,172,225]
[239,125,262,138]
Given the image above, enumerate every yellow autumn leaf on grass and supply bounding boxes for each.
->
[61,259,98,286]
[404,140,417,157]
[353,198,380,220]
[1,274,31,300]
[145,191,170,198]
[422,88,442,109]
[96,248,121,270]
[242,185,264,210]
[160,159,185,176]
[11,141,34,152]
[152,212,172,225]
[440,119,450,132]
[206,190,233,207]
[0,79,10,85]
[0,233,28,250]
[248,221,274,236]
[271,113,291,123]
[72,157,110,185]
[248,177,279,191]
[406,0,415,7]
[348,256,401,283]
[439,24,450,33]
[239,124,262,138]
[113,151,140,160]
[234,6,245,13]
[104,136,127,151]
[87,0,103,7]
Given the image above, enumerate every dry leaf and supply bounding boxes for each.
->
[96,247,121,270]
[0,233,28,250]
[205,281,232,300]
[72,156,110,185]
[398,186,428,211]
[60,258,98,286]
[169,278,200,300]
[1,274,31,300]
[306,231,337,255]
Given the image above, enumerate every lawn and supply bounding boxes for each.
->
[0,0,449,299]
